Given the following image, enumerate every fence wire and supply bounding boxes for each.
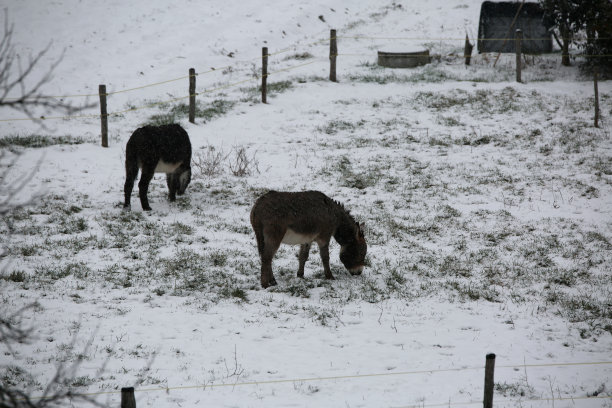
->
[0,55,325,123]
[3,34,607,102]
[22,360,612,403]
[1,32,607,123]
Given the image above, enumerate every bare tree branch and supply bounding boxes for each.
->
[0,315,108,408]
[0,9,95,124]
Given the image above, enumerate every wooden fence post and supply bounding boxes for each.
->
[262,47,268,103]
[464,34,473,66]
[330,29,337,82]
[121,387,136,408]
[515,29,522,83]
[189,68,196,123]
[483,353,496,408]
[594,69,600,128]
[99,84,108,147]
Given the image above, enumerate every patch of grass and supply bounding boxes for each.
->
[169,222,194,236]
[241,80,294,103]
[329,155,382,190]
[348,72,403,84]
[276,279,313,298]
[98,210,163,249]
[439,255,472,278]
[3,270,27,283]
[359,276,388,303]
[1,365,40,388]
[55,216,89,234]
[284,52,314,61]
[266,80,294,95]
[0,134,89,148]
[495,380,536,398]
[36,262,92,281]
[161,248,206,277]
[70,375,95,387]
[45,235,109,255]
[411,87,556,118]
[143,112,177,126]
[350,65,479,84]
[16,243,41,257]
[209,250,228,267]
[546,289,611,333]
[436,115,464,127]
[170,99,236,122]
[142,98,235,126]
[220,286,249,302]
[317,119,366,135]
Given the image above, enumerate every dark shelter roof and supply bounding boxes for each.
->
[478,1,552,53]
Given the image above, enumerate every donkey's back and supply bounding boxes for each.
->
[251,190,339,239]
[126,124,191,167]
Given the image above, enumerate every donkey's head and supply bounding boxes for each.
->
[176,167,191,195]
[339,223,367,275]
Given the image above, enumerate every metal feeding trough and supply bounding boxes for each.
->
[377,47,430,68]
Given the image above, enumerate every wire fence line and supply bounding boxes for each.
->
[392,394,612,408]
[0,31,606,125]
[0,37,329,103]
[0,56,324,123]
[1,33,604,103]
[21,360,612,405]
[341,35,612,41]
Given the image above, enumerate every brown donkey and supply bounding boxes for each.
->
[250,190,367,288]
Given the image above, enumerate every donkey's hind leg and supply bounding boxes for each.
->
[123,163,139,209]
[260,226,283,288]
[297,243,311,278]
[137,165,155,211]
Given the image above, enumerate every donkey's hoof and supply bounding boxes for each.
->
[143,206,152,211]
[262,278,278,288]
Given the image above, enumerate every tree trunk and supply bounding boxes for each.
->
[560,24,570,66]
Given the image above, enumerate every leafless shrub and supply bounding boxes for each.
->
[192,145,228,178]
[228,146,259,177]
[0,307,107,408]
[0,304,36,353]
[191,145,259,179]
[1,150,44,261]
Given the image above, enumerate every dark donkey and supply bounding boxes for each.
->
[123,124,192,211]
[250,190,367,288]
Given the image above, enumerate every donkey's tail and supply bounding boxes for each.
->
[250,210,265,258]
[125,137,139,172]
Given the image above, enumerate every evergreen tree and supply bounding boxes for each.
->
[540,0,612,72]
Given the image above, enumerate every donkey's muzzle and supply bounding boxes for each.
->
[348,265,364,276]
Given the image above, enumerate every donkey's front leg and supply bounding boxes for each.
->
[166,173,177,202]
[297,243,311,278]
[317,241,334,280]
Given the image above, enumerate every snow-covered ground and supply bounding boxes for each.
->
[1,1,611,407]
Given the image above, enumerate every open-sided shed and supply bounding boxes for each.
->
[477,1,552,53]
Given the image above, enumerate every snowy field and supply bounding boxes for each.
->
[1,0,611,407]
